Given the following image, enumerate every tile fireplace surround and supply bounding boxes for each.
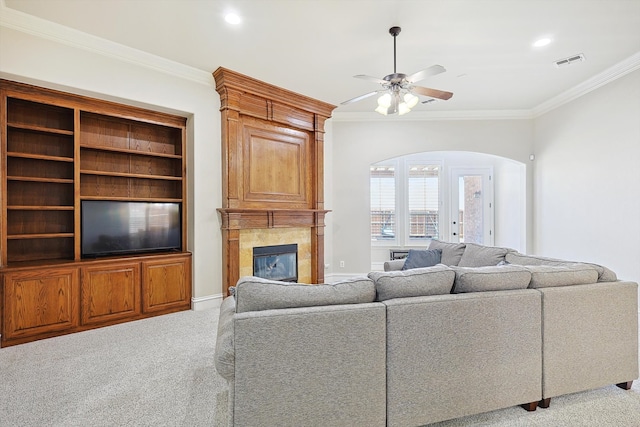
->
[214,67,336,295]
[240,228,311,283]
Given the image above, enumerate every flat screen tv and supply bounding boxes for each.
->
[81,200,181,258]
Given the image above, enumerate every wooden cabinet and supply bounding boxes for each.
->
[1,253,191,347]
[81,262,141,325]
[0,80,191,347]
[2,267,79,341]
[142,255,191,313]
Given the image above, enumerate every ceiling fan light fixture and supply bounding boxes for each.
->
[404,92,419,108]
[375,105,389,115]
[398,102,411,115]
[377,93,392,108]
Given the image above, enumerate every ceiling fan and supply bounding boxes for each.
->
[342,26,453,115]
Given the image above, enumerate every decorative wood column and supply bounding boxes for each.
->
[213,68,336,295]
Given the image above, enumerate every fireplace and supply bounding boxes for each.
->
[253,244,298,282]
[214,67,336,295]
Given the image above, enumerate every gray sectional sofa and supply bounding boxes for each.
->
[214,241,639,427]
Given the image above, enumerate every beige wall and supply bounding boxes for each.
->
[533,69,640,286]
[327,119,534,276]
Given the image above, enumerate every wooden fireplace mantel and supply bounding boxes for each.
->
[218,208,330,230]
[213,68,336,295]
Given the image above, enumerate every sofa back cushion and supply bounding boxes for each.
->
[234,276,376,313]
[505,252,617,282]
[369,265,455,301]
[452,265,532,293]
[458,243,513,267]
[427,239,466,266]
[524,264,599,288]
[402,249,442,270]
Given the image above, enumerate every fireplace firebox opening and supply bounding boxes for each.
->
[253,244,298,282]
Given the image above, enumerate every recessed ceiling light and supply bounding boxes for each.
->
[225,13,241,25]
[533,37,552,48]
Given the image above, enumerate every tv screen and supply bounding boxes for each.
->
[81,201,181,258]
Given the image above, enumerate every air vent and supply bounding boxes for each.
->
[554,53,586,68]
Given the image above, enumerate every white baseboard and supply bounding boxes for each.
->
[324,273,368,283]
[371,262,385,272]
[192,294,224,311]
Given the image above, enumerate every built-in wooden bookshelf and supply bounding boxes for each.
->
[0,80,191,347]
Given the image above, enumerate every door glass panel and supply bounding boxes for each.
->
[457,175,484,244]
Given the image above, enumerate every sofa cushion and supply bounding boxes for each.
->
[402,249,442,270]
[458,243,513,267]
[214,295,236,380]
[451,265,532,293]
[524,264,599,288]
[234,276,376,313]
[427,239,466,266]
[368,265,455,301]
[505,252,617,282]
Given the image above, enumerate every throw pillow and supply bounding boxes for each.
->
[524,264,599,288]
[234,276,376,313]
[402,248,442,270]
[451,265,532,293]
[368,264,455,301]
[458,243,513,267]
[427,239,466,266]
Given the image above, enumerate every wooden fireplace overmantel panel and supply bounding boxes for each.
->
[213,67,336,294]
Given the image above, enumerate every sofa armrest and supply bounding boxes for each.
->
[214,295,237,381]
[538,280,639,399]
[384,259,405,271]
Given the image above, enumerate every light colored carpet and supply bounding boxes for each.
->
[1,307,639,426]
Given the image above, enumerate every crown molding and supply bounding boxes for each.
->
[331,109,534,122]
[531,51,640,117]
[0,0,214,86]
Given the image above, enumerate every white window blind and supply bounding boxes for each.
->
[408,165,440,240]
[370,165,396,240]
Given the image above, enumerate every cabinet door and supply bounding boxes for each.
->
[2,267,79,340]
[81,263,141,325]
[142,255,191,313]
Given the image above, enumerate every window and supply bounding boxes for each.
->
[370,157,441,245]
[408,164,439,240]
[370,165,396,241]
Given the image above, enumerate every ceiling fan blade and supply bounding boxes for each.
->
[411,85,454,101]
[341,91,380,105]
[406,65,446,83]
[354,74,388,85]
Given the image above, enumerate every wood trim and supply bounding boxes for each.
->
[0,80,186,128]
[213,68,335,119]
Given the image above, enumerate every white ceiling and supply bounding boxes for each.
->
[3,0,640,116]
